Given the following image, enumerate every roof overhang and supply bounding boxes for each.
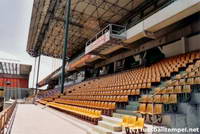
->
[26,0,144,58]
[125,0,200,43]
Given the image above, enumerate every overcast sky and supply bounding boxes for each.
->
[0,0,61,88]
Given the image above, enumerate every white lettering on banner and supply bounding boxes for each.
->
[85,31,110,54]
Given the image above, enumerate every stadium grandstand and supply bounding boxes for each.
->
[1,0,200,134]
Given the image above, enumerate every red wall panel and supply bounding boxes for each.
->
[0,77,29,88]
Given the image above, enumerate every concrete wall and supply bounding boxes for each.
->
[4,88,32,101]
[125,0,200,43]
[162,34,200,58]
[162,40,184,58]
[188,34,200,51]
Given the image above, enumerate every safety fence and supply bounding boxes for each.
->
[0,101,17,134]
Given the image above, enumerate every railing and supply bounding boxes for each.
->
[0,101,17,134]
[85,24,126,47]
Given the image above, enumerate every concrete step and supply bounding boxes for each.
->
[109,131,125,134]
[113,112,140,119]
[125,105,138,111]
[92,126,112,134]
[102,115,122,124]
[128,101,139,106]
[112,113,125,119]
[190,92,200,104]
[177,103,199,128]
[87,129,99,134]
[191,84,200,92]
[197,106,200,125]
[178,103,197,114]
[98,121,122,132]
[116,109,138,116]
[162,113,187,128]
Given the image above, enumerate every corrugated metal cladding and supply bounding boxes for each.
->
[0,77,28,88]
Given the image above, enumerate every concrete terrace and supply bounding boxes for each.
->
[11,104,92,134]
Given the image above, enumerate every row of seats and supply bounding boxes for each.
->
[42,97,54,102]
[91,77,158,86]
[165,77,200,87]
[154,60,200,95]
[69,89,141,96]
[47,102,101,125]
[139,94,178,104]
[54,99,115,115]
[165,60,200,86]
[61,95,129,102]
[154,85,192,95]
[70,83,151,94]
[136,103,163,115]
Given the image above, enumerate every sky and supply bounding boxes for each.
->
[0,0,61,88]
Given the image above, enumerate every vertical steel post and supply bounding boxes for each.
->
[32,58,37,89]
[35,55,41,96]
[60,0,71,94]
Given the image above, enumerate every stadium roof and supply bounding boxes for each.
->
[0,61,32,76]
[26,0,145,58]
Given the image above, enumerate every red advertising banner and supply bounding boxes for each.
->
[0,77,28,88]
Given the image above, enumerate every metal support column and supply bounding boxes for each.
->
[60,0,71,94]
[32,58,37,89]
[35,55,41,96]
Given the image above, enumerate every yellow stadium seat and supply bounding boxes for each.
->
[130,117,144,129]
[186,78,194,85]
[161,94,169,104]
[153,95,161,103]
[135,103,146,114]
[174,86,182,94]
[194,77,200,84]
[127,116,137,127]
[169,94,178,104]
[118,116,129,126]
[182,85,192,93]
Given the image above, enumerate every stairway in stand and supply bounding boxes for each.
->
[87,101,142,134]
[87,115,125,134]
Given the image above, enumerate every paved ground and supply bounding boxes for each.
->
[11,104,89,134]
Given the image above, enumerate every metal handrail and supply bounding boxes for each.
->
[0,101,17,134]
[85,24,126,47]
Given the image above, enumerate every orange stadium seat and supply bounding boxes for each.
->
[38,51,200,126]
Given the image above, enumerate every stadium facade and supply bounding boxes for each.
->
[0,60,32,112]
